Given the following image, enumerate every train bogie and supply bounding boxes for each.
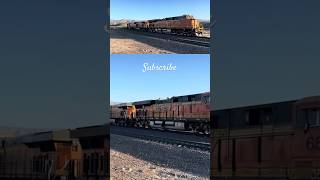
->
[149,120,186,130]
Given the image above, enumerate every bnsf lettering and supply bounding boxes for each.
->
[306,136,320,151]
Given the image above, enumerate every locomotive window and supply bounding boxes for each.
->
[188,95,196,101]
[195,94,202,101]
[262,108,273,125]
[306,108,320,127]
[246,109,260,126]
[183,96,188,102]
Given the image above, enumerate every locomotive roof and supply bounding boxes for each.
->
[164,15,195,20]
[141,15,196,23]
[148,19,162,22]
[214,99,298,112]
[214,95,320,112]
[295,96,320,104]
[170,92,210,101]
[71,124,108,138]
[23,129,71,143]
[117,102,133,107]
[133,100,155,106]
[293,96,320,108]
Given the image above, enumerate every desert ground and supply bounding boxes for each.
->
[110,134,210,180]
[110,28,210,54]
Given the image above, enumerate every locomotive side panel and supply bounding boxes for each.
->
[0,143,40,179]
[212,97,320,179]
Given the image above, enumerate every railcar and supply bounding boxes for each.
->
[149,15,203,36]
[211,96,320,179]
[127,21,149,31]
[127,15,204,36]
[110,92,210,133]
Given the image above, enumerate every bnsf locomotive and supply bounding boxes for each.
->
[110,92,210,134]
[211,96,320,179]
[127,15,204,36]
[0,125,108,180]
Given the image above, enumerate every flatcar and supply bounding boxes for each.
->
[211,96,320,179]
[127,15,204,36]
[110,92,210,134]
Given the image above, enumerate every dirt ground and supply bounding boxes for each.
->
[110,29,210,54]
[110,134,209,180]
[110,150,208,180]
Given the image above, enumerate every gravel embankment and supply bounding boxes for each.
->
[110,134,210,180]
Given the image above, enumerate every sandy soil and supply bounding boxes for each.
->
[110,150,207,180]
[110,134,209,180]
[110,36,172,54]
[110,29,209,54]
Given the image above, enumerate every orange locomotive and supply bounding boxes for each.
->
[110,92,210,134]
[0,125,108,180]
[211,96,320,179]
[127,15,203,36]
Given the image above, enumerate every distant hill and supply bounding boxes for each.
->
[110,101,123,105]
[110,19,135,26]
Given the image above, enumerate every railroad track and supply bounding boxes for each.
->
[115,28,210,47]
[172,37,210,47]
[111,126,210,152]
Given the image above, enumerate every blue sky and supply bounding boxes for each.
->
[111,0,210,20]
[111,54,210,102]
[213,0,320,109]
[0,0,107,128]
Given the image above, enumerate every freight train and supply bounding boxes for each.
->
[211,96,320,179]
[110,92,210,134]
[127,15,204,36]
[0,125,108,180]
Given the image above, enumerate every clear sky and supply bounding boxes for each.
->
[110,0,210,20]
[213,0,320,110]
[0,0,107,129]
[111,54,210,103]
